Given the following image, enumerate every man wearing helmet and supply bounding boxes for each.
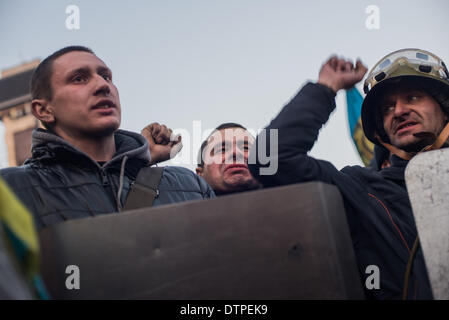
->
[362,49,449,158]
[249,49,449,299]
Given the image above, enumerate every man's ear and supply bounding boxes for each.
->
[31,99,55,125]
[196,166,204,176]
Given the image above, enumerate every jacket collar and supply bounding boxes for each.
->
[379,154,408,185]
[28,128,151,171]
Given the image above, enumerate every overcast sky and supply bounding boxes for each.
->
[1,0,449,170]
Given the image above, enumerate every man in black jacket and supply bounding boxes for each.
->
[249,49,449,299]
[0,46,214,229]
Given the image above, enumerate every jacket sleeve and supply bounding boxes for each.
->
[248,82,344,187]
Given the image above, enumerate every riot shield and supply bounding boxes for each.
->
[405,148,449,300]
[39,182,364,299]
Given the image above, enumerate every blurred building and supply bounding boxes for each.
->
[0,60,40,167]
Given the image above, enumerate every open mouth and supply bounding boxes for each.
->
[395,121,418,134]
[92,100,116,110]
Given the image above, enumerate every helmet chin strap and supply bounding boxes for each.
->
[375,122,449,161]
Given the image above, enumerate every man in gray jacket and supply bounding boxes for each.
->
[0,46,214,229]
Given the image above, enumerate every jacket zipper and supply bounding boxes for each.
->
[100,169,109,186]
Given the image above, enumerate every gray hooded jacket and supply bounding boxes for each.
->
[0,129,214,229]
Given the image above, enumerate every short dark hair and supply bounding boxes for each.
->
[197,122,247,167]
[31,46,94,100]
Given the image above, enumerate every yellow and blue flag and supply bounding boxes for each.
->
[346,87,374,166]
[0,177,49,299]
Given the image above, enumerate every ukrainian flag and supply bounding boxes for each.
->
[0,177,49,299]
[346,87,374,166]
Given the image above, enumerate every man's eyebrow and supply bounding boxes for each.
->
[66,67,90,78]
[97,66,112,74]
[66,66,111,76]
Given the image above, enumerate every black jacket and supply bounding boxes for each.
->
[249,83,433,299]
[0,129,214,229]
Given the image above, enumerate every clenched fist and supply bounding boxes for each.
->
[318,56,368,93]
[141,122,182,165]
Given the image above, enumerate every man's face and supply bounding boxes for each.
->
[45,51,121,138]
[197,128,261,194]
[381,86,447,150]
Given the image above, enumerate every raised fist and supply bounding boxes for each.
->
[141,122,182,165]
[318,56,368,93]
